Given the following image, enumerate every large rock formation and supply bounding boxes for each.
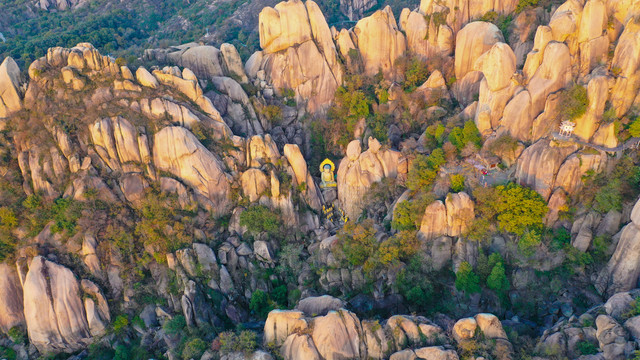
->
[419,0,519,34]
[144,43,225,80]
[256,0,343,113]
[597,198,640,296]
[515,139,578,200]
[399,5,454,61]
[153,126,231,213]
[0,57,23,118]
[23,257,97,353]
[340,0,376,20]
[0,263,25,333]
[353,6,407,79]
[453,22,503,104]
[419,192,475,240]
[337,138,406,219]
[266,308,507,360]
[609,19,640,118]
[474,42,517,134]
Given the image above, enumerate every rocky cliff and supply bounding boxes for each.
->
[1,0,640,359]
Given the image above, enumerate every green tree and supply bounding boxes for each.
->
[559,83,589,120]
[475,183,548,236]
[239,205,282,236]
[455,261,481,294]
[630,117,640,137]
[450,174,466,192]
[182,338,207,360]
[406,149,446,191]
[486,261,510,300]
[249,290,271,318]
[518,229,542,256]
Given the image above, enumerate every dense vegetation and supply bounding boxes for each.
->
[0,0,261,66]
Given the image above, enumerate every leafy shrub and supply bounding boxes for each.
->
[339,220,377,267]
[487,261,510,301]
[629,117,640,137]
[593,179,623,213]
[182,338,207,360]
[163,315,186,335]
[239,205,282,236]
[337,220,419,279]
[576,340,599,355]
[516,0,541,13]
[219,331,257,355]
[368,113,389,143]
[559,83,589,120]
[448,120,483,151]
[476,252,504,283]
[397,255,435,311]
[406,148,446,192]
[0,346,16,360]
[450,174,466,192]
[518,229,541,256]
[7,326,25,344]
[249,290,272,319]
[424,124,447,148]
[112,315,129,335]
[135,190,192,254]
[392,193,435,231]
[402,56,429,91]
[474,183,548,236]
[623,297,640,319]
[455,261,481,294]
[480,11,513,39]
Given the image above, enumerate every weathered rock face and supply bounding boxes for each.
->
[515,139,578,200]
[153,126,231,214]
[257,0,343,113]
[399,6,454,61]
[337,138,406,219]
[340,0,376,21]
[419,0,519,34]
[0,57,23,118]
[144,43,225,80]
[454,22,504,82]
[0,263,25,333]
[419,192,474,240]
[597,198,640,296]
[311,310,364,359]
[265,308,474,360]
[353,6,407,79]
[283,144,323,211]
[23,257,93,353]
[554,151,605,195]
[453,22,503,105]
[574,75,610,141]
[35,0,83,11]
[609,20,640,118]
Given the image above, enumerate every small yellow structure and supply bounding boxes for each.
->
[319,158,337,188]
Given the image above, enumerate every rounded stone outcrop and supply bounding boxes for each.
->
[353,6,407,79]
[256,0,343,113]
[264,310,308,347]
[515,139,578,200]
[596,197,640,296]
[0,263,25,334]
[610,20,640,117]
[473,42,516,92]
[337,138,406,218]
[23,257,92,353]
[419,192,474,240]
[454,22,504,81]
[153,126,231,214]
[0,57,23,118]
